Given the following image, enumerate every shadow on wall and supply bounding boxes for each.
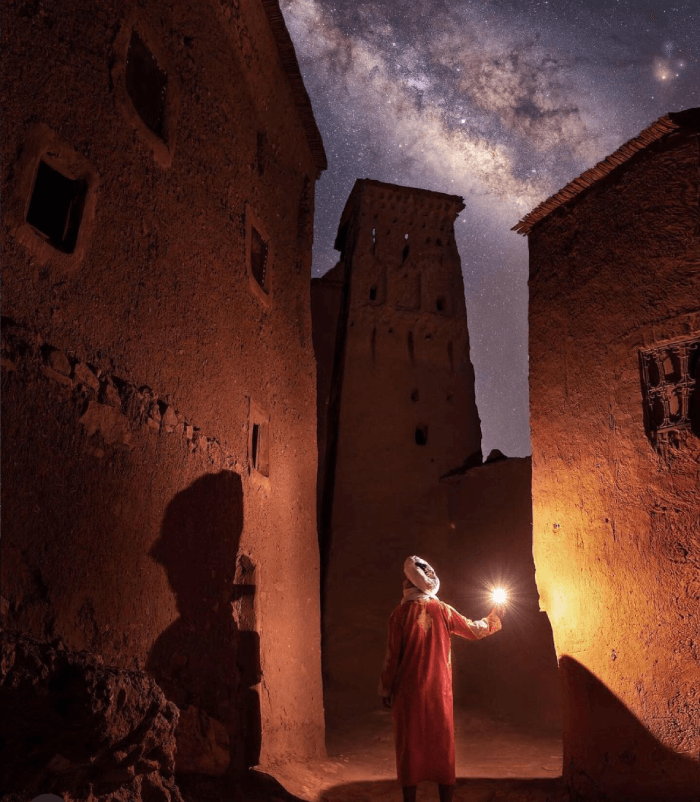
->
[147,470,261,772]
[560,656,699,802]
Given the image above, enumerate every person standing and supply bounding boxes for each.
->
[380,556,502,802]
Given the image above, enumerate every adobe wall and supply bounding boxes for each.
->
[310,261,344,553]
[528,129,700,799]
[314,180,485,715]
[1,0,324,768]
[442,457,561,731]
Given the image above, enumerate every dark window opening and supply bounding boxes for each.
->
[402,243,410,262]
[407,330,415,364]
[250,227,269,293]
[415,425,428,446]
[411,389,419,402]
[436,238,442,246]
[640,336,700,444]
[251,421,269,476]
[436,297,446,313]
[369,286,377,301]
[26,161,86,253]
[126,31,168,140]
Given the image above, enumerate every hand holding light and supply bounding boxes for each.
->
[490,587,507,618]
[491,587,507,605]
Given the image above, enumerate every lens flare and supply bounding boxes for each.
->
[492,587,507,604]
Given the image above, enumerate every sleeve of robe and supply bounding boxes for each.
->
[443,603,502,639]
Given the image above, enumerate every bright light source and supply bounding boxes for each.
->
[492,587,507,604]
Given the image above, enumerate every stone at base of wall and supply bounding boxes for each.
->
[175,706,230,776]
[0,630,184,802]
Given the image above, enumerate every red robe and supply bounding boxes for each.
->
[380,598,501,786]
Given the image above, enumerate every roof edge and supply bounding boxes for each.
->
[260,0,327,174]
[513,108,700,237]
[334,178,465,250]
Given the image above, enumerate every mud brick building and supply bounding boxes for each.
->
[1,0,326,789]
[313,179,560,725]
[515,108,700,801]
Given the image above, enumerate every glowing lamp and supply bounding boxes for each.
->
[492,587,507,605]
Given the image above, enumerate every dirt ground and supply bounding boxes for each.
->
[181,707,566,802]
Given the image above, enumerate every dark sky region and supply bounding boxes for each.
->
[281,0,699,458]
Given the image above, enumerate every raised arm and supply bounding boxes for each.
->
[443,602,502,640]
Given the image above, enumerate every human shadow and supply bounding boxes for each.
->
[147,471,261,774]
[559,656,699,802]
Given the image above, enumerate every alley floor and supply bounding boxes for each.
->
[181,708,566,802]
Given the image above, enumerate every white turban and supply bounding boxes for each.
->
[404,555,440,598]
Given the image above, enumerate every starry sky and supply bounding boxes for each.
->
[281,0,699,458]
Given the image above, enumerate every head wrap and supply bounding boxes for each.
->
[403,555,440,602]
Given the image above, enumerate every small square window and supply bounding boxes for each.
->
[126,31,168,140]
[251,422,269,476]
[250,227,269,293]
[640,336,700,444]
[248,399,271,479]
[26,160,86,253]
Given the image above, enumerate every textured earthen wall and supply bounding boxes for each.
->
[310,261,344,551]
[1,0,324,767]
[528,129,700,799]
[314,180,485,715]
[442,457,561,730]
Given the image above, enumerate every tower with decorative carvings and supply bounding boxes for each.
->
[312,179,482,711]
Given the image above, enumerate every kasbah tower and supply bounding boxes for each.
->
[313,179,484,713]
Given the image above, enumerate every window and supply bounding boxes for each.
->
[246,210,273,301]
[415,425,428,446]
[248,400,270,478]
[640,336,700,443]
[26,160,86,253]
[250,227,269,293]
[125,31,168,140]
[250,421,269,476]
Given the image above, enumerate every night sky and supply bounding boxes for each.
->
[281,0,699,457]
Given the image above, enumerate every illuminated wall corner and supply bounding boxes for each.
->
[520,108,700,802]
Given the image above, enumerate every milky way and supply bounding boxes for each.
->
[281,0,699,457]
